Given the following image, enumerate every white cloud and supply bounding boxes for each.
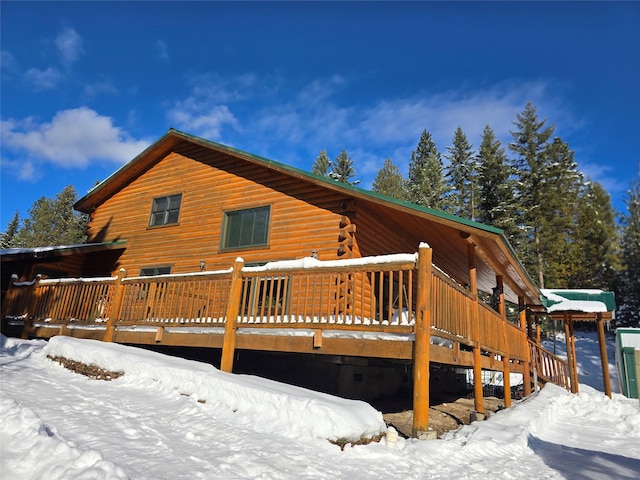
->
[156,39,169,62]
[167,73,275,139]
[169,104,238,140]
[55,27,83,66]
[1,107,151,172]
[25,67,63,90]
[83,80,119,98]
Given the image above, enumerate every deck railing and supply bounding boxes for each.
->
[529,339,571,390]
[3,251,536,372]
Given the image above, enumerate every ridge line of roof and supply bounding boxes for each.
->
[168,128,505,236]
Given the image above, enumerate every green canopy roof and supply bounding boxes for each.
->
[539,289,616,313]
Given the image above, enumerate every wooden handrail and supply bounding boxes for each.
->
[2,251,564,392]
[529,339,571,391]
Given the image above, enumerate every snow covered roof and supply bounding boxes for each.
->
[0,240,127,262]
[540,289,616,314]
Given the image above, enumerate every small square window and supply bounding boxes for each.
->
[149,194,182,226]
[222,206,271,249]
[140,266,172,276]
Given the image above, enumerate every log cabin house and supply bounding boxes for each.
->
[3,128,612,438]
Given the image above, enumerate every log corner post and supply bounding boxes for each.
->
[103,268,127,343]
[21,275,42,340]
[596,312,613,398]
[220,258,245,373]
[412,243,432,438]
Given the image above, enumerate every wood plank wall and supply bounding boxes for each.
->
[86,147,359,277]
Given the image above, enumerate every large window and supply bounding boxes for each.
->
[149,194,182,226]
[222,205,271,249]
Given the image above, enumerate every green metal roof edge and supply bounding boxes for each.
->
[171,130,544,293]
[169,129,505,236]
[540,290,616,311]
[75,128,538,294]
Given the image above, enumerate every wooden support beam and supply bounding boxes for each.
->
[412,244,432,438]
[21,275,42,340]
[596,313,612,398]
[563,315,579,394]
[104,268,127,343]
[497,275,511,408]
[467,243,484,415]
[519,298,532,397]
[220,258,245,373]
[155,327,164,343]
[313,329,323,348]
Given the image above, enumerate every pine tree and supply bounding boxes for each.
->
[407,130,448,210]
[1,211,20,248]
[445,126,476,219]
[536,137,584,288]
[572,181,620,289]
[13,185,87,247]
[330,149,359,185]
[509,102,555,288]
[476,125,520,243]
[312,150,331,177]
[372,158,406,200]
[616,172,640,326]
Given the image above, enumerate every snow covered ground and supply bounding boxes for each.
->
[2,333,639,479]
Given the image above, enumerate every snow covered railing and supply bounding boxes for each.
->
[1,274,117,330]
[529,340,571,390]
[3,251,531,362]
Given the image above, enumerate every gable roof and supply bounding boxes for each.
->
[74,128,541,306]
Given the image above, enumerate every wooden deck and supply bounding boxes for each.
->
[1,245,569,438]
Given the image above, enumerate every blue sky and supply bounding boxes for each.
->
[1,1,639,229]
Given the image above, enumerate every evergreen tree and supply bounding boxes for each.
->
[312,150,332,177]
[1,211,20,248]
[372,158,407,200]
[572,180,620,289]
[13,185,87,247]
[509,102,555,288]
[536,137,584,288]
[407,130,448,210]
[445,126,476,219]
[476,125,520,243]
[330,149,359,185]
[616,172,640,326]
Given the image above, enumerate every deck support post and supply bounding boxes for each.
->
[596,313,612,398]
[104,268,127,343]
[21,275,42,339]
[412,243,432,438]
[519,298,532,397]
[563,315,579,393]
[220,258,245,373]
[467,244,484,416]
[496,276,511,407]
